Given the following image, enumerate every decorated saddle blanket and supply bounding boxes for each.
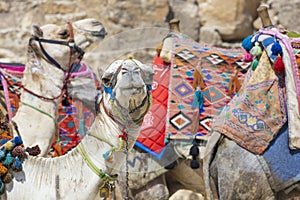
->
[213,51,287,154]
[0,62,99,156]
[0,63,25,136]
[213,27,300,154]
[258,123,300,192]
[136,34,250,159]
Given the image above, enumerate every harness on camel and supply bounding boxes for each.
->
[0,22,86,192]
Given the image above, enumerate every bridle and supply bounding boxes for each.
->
[102,61,152,125]
[21,22,85,101]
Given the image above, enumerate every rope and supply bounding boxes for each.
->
[20,101,60,144]
[124,129,130,200]
[77,143,118,182]
[20,101,56,124]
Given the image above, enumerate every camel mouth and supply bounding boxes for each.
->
[91,29,108,38]
[122,87,144,95]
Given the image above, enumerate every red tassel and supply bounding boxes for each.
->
[274,56,285,72]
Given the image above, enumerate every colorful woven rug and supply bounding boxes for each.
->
[136,34,250,159]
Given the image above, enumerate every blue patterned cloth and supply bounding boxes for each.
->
[259,123,300,192]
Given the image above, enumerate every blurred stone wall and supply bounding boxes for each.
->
[0,0,299,73]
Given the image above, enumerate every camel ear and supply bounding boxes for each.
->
[140,64,154,85]
[32,25,43,37]
[101,71,113,87]
[101,60,122,87]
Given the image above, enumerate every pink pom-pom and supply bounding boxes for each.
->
[243,52,253,62]
[274,56,285,72]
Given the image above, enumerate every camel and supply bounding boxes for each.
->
[203,7,300,200]
[1,57,153,199]
[10,18,107,157]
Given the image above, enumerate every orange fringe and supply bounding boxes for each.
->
[52,143,62,157]
[228,69,241,96]
[192,69,206,90]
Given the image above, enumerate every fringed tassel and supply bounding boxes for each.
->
[103,151,114,163]
[52,143,62,157]
[192,89,204,110]
[192,68,205,112]
[12,157,22,171]
[2,172,12,184]
[164,133,171,145]
[251,57,259,71]
[242,35,253,52]
[190,157,200,169]
[274,56,285,72]
[228,69,241,97]
[192,69,205,90]
[271,41,283,56]
[189,139,200,169]
[243,51,253,62]
[250,42,262,57]
[3,153,13,167]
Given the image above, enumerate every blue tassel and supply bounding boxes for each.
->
[13,136,23,146]
[103,151,113,162]
[271,41,282,56]
[242,35,253,52]
[103,86,114,100]
[192,89,204,110]
[12,157,22,171]
[164,133,171,145]
[3,153,14,167]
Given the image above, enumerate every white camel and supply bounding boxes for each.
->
[11,18,107,157]
[2,24,154,198]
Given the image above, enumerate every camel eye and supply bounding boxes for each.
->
[58,29,69,39]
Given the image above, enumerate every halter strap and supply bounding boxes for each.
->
[20,22,84,101]
[77,143,118,182]
[29,22,84,72]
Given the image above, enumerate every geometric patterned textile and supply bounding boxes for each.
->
[213,51,287,154]
[250,28,300,150]
[54,63,99,156]
[0,63,25,140]
[135,34,249,158]
[167,36,248,138]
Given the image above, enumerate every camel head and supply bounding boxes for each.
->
[29,18,107,72]
[101,58,154,124]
